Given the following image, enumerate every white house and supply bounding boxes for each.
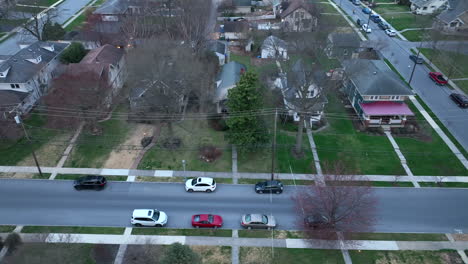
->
[261,35,288,59]
[410,0,448,15]
[0,41,70,114]
[280,0,318,32]
[209,41,228,66]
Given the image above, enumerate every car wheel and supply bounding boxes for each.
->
[188,189,193,193]
[155,224,162,227]
[247,226,252,230]
[276,190,281,194]
[135,223,142,227]
[258,190,263,194]
[206,189,212,193]
[267,227,271,230]
[214,226,218,229]
[74,186,81,190]
[195,225,199,228]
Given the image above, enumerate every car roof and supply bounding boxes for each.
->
[453,93,468,101]
[133,209,154,218]
[197,177,214,184]
[249,214,265,222]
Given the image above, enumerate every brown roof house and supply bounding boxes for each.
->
[435,0,468,33]
[280,0,318,32]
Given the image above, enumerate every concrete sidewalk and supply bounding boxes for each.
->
[1,166,467,183]
[2,233,468,251]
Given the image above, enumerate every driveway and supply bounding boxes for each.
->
[335,1,468,152]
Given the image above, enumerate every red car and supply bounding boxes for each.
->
[191,214,223,228]
[429,72,448,85]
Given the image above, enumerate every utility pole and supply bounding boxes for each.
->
[270,109,278,181]
[409,43,423,85]
[15,115,43,178]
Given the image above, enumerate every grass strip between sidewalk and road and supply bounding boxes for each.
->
[136,176,233,184]
[55,174,128,181]
[349,232,448,241]
[0,225,16,232]
[131,228,232,237]
[21,226,125,234]
[237,178,314,185]
[419,182,468,188]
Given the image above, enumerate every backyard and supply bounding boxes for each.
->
[381,13,435,31]
[372,4,410,14]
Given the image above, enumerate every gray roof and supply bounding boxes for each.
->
[410,0,442,7]
[209,40,227,55]
[0,41,69,84]
[234,0,251,6]
[328,32,361,48]
[215,61,246,101]
[94,0,129,14]
[342,59,414,96]
[261,35,287,50]
[437,0,468,23]
[0,90,27,107]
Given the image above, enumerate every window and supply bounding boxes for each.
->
[10,84,15,88]
[369,95,379,100]
[10,84,20,89]
[390,96,400,100]
[423,6,427,10]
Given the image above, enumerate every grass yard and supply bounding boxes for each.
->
[394,101,467,176]
[238,229,305,239]
[240,247,344,264]
[314,94,405,175]
[349,232,448,241]
[66,105,131,168]
[401,29,427,42]
[381,13,434,31]
[453,80,468,94]
[138,120,232,172]
[18,0,61,6]
[131,228,232,237]
[2,243,118,264]
[21,225,125,234]
[229,53,277,75]
[0,225,16,232]
[237,178,314,185]
[64,12,87,31]
[373,4,410,13]
[419,48,468,79]
[371,181,414,187]
[191,246,231,264]
[317,3,339,13]
[136,176,233,183]
[349,250,462,264]
[419,182,468,188]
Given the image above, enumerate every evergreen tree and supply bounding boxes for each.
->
[226,71,269,150]
[42,21,66,41]
[60,42,86,64]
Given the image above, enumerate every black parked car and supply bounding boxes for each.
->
[450,93,468,108]
[409,54,424,64]
[74,175,107,190]
[378,21,389,30]
[255,180,283,194]
[304,214,331,228]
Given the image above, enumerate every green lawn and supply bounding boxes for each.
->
[21,226,125,234]
[66,105,131,168]
[229,53,277,75]
[317,3,339,13]
[394,101,467,176]
[401,30,427,42]
[0,113,60,166]
[237,178,314,185]
[55,174,128,181]
[371,181,414,187]
[240,247,344,264]
[238,230,304,239]
[419,182,468,188]
[64,13,87,31]
[453,80,468,94]
[349,250,462,264]
[0,225,16,232]
[373,4,410,13]
[349,232,448,241]
[314,94,405,175]
[19,0,62,6]
[419,48,468,79]
[93,0,108,5]
[136,176,233,183]
[138,120,232,172]
[131,228,232,237]
[381,13,435,31]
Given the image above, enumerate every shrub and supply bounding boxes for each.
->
[161,243,201,264]
[5,233,22,252]
[209,116,228,131]
[60,42,86,64]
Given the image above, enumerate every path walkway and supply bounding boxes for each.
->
[399,27,433,33]
[2,233,468,251]
[1,166,467,183]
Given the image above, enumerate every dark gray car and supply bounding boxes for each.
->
[409,54,424,64]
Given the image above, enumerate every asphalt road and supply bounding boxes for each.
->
[1,179,468,233]
[335,0,468,152]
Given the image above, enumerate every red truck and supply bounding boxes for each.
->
[429,72,448,85]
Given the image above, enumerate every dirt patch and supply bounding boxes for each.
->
[191,246,231,264]
[453,234,468,241]
[374,251,463,264]
[92,244,119,264]
[103,124,155,169]
[0,133,71,179]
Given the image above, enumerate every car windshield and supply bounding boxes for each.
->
[437,75,445,80]
[208,215,214,223]
[194,215,200,222]
[191,179,197,185]
[212,179,216,185]
[152,210,160,221]
[262,215,268,224]
[245,214,251,222]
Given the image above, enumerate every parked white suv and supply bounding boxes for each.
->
[131,209,168,227]
[185,177,216,192]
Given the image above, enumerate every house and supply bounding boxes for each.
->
[261,35,288,59]
[280,0,318,32]
[93,0,179,21]
[214,61,246,113]
[410,0,448,15]
[0,41,69,114]
[274,59,327,124]
[220,22,250,40]
[435,0,468,32]
[342,59,414,128]
[325,32,361,60]
[209,40,229,65]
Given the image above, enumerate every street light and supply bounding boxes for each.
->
[15,115,43,178]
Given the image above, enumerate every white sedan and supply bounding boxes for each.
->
[362,24,372,33]
[185,177,217,192]
[385,29,396,37]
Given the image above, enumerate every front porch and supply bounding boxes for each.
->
[359,101,414,128]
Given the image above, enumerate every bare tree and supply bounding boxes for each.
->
[20,6,59,41]
[293,162,377,242]
[0,0,16,19]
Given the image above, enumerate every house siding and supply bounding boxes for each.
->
[282,7,317,32]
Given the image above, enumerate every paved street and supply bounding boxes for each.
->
[0,0,91,55]
[334,0,468,151]
[1,179,468,233]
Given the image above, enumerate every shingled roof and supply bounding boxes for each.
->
[437,0,468,23]
[280,0,312,19]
